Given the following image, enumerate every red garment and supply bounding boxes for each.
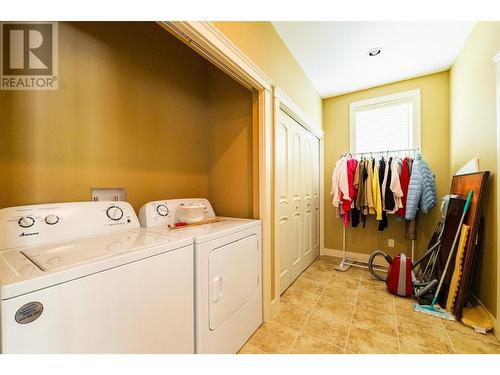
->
[348,158,358,201]
[342,159,357,227]
[397,158,410,217]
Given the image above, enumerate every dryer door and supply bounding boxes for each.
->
[208,234,259,330]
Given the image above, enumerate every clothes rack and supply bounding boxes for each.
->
[335,147,420,272]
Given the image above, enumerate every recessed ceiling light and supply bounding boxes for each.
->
[368,47,382,57]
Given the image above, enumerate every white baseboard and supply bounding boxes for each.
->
[323,248,388,267]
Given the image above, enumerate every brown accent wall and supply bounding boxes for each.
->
[207,64,254,218]
[0,22,254,218]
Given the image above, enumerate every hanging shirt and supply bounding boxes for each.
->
[372,159,383,220]
[389,157,404,214]
[361,160,369,215]
[384,157,396,212]
[379,159,388,210]
[397,157,411,217]
[338,157,350,205]
[354,160,365,209]
[366,159,375,215]
[347,158,358,202]
[341,159,357,227]
[330,156,348,207]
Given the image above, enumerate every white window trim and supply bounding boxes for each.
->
[349,89,421,154]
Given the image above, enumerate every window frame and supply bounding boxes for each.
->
[349,89,421,154]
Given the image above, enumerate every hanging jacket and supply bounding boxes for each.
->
[384,157,396,211]
[389,158,403,214]
[405,155,437,220]
[366,159,375,214]
[342,158,357,227]
[331,156,350,207]
[354,160,365,209]
[372,159,383,220]
[361,160,369,215]
[380,158,389,210]
[397,158,410,217]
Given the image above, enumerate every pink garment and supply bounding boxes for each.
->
[348,159,358,201]
[389,158,403,214]
[341,158,357,227]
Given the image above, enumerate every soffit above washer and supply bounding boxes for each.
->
[272,22,475,98]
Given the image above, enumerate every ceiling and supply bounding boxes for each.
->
[272,22,475,98]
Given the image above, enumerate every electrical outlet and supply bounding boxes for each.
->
[388,239,395,248]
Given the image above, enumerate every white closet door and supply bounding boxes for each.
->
[276,114,292,294]
[289,122,304,282]
[311,134,320,259]
[276,109,321,294]
[300,127,314,270]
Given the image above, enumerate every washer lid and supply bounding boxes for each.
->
[21,228,185,272]
[175,218,261,244]
[0,228,193,300]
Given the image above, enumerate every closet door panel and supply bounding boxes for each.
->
[278,217,290,294]
[291,130,302,207]
[276,117,292,294]
[303,208,312,266]
[311,136,320,258]
[301,129,314,270]
[290,210,303,280]
[289,122,304,280]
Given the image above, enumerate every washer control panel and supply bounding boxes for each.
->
[138,198,215,228]
[0,201,139,251]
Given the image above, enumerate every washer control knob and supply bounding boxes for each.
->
[106,206,124,221]
[45,214,59,225]
[18,216,35,228]
[156,204,169,217]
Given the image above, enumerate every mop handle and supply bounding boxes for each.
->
[432,191,473,305]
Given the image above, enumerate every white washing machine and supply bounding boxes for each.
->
[0,201,194,354]
[139,198,262,354]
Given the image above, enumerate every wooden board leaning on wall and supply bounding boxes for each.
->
[449,172,490,319]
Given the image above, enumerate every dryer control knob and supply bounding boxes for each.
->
[18,216,35,228]
[45,215,59,225]
[106,206,123,221]
[156,204,169,217]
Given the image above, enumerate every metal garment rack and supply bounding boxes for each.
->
[335,147,420,272]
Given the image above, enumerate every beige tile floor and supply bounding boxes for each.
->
[239,255,500,354]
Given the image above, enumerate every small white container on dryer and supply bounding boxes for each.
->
[178,204,206,224]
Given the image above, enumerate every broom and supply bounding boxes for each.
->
[413,191,473,321]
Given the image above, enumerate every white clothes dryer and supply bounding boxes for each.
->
[139,199,262,354]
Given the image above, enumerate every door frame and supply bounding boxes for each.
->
[157,21,276,320]
[273,86,325,300]
[494,50,500,339]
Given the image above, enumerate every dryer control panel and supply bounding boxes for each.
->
[138,198,215,228]
[0,202,139,251]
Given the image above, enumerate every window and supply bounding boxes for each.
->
[349,89,421,154]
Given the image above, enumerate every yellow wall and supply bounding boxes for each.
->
[0,22,254,217]
[449,22,500,317]
[212,21,323,127]
[323,72,450,261]
[207,64,254,218]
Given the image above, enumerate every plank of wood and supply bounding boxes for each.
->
[449,171,489,319]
